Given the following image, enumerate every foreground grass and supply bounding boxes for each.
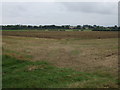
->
[3,55,118,88]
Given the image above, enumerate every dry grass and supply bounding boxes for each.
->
[2,35,118,76]
[68,78,118,88]
[2,31,118,39]
[2,31,119,88]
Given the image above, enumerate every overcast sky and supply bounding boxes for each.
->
[2,2,118,26]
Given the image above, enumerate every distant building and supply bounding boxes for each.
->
[69,26,76,29]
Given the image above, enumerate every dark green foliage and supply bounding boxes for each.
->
[1,25,119,31]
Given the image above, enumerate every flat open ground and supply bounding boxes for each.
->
[2,31,118,39]
[2,31,119,88]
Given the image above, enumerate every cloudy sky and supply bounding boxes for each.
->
[2,2,118,26]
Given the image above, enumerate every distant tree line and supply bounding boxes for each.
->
[1,25,119,31]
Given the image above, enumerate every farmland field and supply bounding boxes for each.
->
[2,31,118,39]
[2,31,119,88]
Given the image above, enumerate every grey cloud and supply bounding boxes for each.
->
[60,2,118,15]
[118,2,120,26]
[1,2,118,26]
[2,3,27,17]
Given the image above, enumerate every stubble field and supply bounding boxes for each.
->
[2,31,119,88]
